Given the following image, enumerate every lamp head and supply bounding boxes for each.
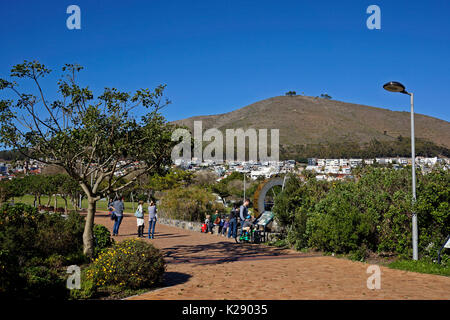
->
[383,81,408,94]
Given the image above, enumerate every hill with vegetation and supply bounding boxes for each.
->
[173,95,450,159]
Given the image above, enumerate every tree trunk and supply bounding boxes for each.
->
[63,197,68,213]
[71,197,78,212]
[83,197,96,258]
[54,194,57,209]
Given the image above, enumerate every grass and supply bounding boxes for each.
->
[387,259,450,277]
[13,194,138,213]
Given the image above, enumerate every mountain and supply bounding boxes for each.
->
[172,95,450,158]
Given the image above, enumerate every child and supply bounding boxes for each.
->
[222,218,230,237]
[242,215,253,236]
[135,200,145,237]
[205,214,212,234]
[217,215,224,236]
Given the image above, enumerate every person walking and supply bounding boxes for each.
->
[148,200,157,239]
[135,200,145,237]
[111,196,125,236]
[227,204,238,238]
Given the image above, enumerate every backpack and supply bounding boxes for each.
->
[134,206,144,218]
[214,216,221,225]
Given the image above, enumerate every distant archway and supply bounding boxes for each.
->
[253,177,287,217]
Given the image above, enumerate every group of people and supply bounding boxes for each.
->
[109,196,253,240]
[108,197,158,239]
[203,198,251,238]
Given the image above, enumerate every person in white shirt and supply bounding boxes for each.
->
[135,200,145,237]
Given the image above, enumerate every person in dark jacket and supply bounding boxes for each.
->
[227,204,238,238]
[110,197,125,236]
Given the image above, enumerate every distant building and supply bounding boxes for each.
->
[308,158,317,166]
[349,159,363,168]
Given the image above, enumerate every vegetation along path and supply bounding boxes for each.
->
[94,213,450,300]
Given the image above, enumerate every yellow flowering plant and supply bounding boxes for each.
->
[86,239,165,290]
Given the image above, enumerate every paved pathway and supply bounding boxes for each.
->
[94,213,450,300]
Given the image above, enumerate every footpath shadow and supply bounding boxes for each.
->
[162,241,294,265]
[161,271,191,287]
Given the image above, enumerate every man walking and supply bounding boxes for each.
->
[111,196,125,236]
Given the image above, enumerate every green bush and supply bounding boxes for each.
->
[306,183,376,253]
[273,168,449,260]
[86,239,165,290]
[0,203,87,299]
[69,268,96,300]
[22,265,68,299]
[93,224,114,257]
[159,186,224,222]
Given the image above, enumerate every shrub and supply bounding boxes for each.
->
[93,224,114,257]
[306,183,376,253]
[22,265,68,299]
[0,203,86,299]
[69,269,96,300]
[86,239,165,290]
[159,186,224,222]
[272,168,449,260]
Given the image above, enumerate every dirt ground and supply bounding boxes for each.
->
[94,213,450,300]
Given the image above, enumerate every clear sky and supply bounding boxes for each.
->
[0,0,449,122]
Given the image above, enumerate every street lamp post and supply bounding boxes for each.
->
[383,81,418,261]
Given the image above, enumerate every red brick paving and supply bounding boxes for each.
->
[93,212,450,300]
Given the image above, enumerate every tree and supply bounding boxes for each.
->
[0,180,13,204]
[320,93,332,100]
[0,178,25,205]
[53,174,82,213]
[0,61,175,257]
[22,174,45,206]
[211,180,231,204]
[146,168,193,193]
[192,170,217,186]
[159,186,224,222]
[285,91,296,96]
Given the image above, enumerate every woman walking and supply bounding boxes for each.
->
[148,200,157,239]
[135,200,145,237]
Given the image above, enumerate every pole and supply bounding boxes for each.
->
[243,173,246,201]
[410,92,418,260]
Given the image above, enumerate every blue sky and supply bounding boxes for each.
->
[0,0,449,122]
